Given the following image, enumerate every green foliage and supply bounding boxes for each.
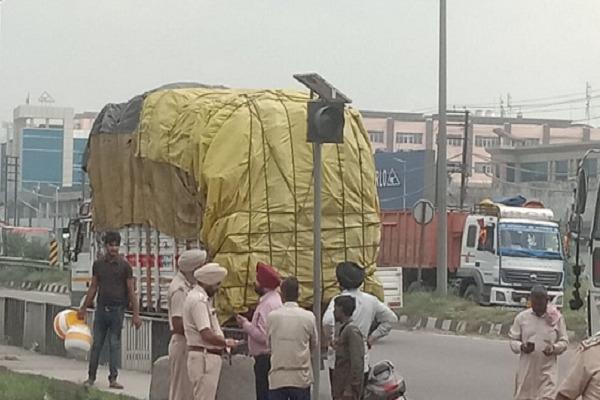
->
[3,232,50,260]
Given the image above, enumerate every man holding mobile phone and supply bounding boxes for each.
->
[509,285,569,400]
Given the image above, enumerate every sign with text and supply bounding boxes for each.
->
[374,150,434,210]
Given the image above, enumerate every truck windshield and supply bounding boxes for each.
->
[498,223,562,260]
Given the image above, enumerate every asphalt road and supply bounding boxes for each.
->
[365,330,576,400]
[0,288,581,400]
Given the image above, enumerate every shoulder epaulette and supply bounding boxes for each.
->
[579,332,600,351]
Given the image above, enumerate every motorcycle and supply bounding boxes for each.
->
[363,360,408,400]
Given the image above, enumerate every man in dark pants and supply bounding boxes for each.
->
[332,296,364,400]
[78,231,141,389]
[235,262,282,400]
[323,262,398,398]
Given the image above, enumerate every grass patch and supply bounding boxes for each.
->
[401,292,516,326]
[0,268,68,285]
[0,367,136,400]
[401,283,589,338]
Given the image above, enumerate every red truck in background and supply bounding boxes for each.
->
[378,210,468,272]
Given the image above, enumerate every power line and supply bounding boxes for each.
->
[574,115,600,123]
[414,89,600,115]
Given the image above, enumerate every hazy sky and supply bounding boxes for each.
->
[1,0,600,123]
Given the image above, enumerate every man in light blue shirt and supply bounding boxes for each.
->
[322,261,398,397]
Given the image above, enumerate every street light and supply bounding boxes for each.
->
[19,199,38,226]
[47,184,60,232]
[27,183,60,231]
[394,158,408,209]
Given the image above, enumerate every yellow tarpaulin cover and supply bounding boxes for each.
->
[87,87,382,315]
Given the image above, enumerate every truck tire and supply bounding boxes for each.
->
[464,283,481,304]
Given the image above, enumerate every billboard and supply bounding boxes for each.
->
[374,150,435,210]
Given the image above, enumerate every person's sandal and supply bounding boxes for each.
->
[109,381,124,390]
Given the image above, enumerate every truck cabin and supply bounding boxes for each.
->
[468,204,562,260]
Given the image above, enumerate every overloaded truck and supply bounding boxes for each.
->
[379,199,565,306]
[67,83,403,318]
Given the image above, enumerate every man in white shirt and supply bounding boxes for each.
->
[322,261,398,396]
[267,277,318,400]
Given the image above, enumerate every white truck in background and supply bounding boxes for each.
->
[456,202,565,307]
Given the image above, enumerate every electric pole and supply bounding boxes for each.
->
[436,0,448,296]
[586,82,592,124]
[460,111,470,209]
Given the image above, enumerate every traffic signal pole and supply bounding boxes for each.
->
[436,0,448,296]
[293,73,351,400]
[312,139,322,400]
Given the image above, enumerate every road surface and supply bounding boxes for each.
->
[0,288,581,399]
[364,330,576,400]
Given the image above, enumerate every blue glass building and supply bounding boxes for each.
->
[21,128,64,189]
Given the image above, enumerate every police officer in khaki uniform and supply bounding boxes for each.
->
[183,263,238,400]
[167,249,207,400]
[557,333,600,400]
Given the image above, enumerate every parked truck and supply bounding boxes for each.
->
[67,83,404,318]
[379,200,565,306]
[568,160,600,335]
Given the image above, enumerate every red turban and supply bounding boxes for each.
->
[256,262,281,290]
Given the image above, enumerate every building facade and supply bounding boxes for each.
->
[9,105,96,189]
[0,105,96,225]
[12,105,74,188]
[487,142,600,229]
[360,110,600,188]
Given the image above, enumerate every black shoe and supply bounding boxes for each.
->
[83,379,94,387]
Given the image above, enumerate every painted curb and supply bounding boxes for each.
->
[0,280,68,295]
[395,314,578,340]
[395,314,511,337]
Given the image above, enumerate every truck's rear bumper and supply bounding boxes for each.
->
[490,286,563,307]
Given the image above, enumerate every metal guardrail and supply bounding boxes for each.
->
[0,294,249,374]
[0,256,54,271]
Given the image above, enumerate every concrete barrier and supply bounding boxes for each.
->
[149,354,257,400]
[217,355,255,400]
[149,356,170,400]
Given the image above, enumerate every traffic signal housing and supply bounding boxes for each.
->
[306,100,345,144]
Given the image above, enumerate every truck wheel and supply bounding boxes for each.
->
[464,284,481,304]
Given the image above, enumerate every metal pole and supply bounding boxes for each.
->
[417,208,426,284]
[312,141,322,400]
[402,162,407,209]
[82,171,87,200]
[3,157,8,224]
[460,111,469,209]
[13,158,18,227]
[53,187,58,231]
[145,226,153,313]
[435,0,448,296]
